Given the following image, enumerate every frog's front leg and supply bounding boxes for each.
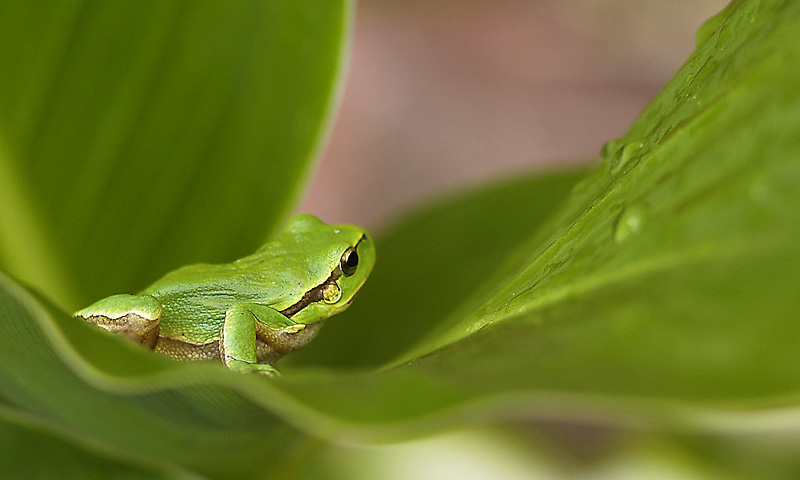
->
[220,303,300,376]
[74,294,162,348]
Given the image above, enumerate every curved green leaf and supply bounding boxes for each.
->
[281,0,800,432]
[0,271,318,479]
[0,0,351,309]
[0,167,586,477]
[289,169,590,368]
[0,408,177,480]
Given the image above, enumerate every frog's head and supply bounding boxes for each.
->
[279,214,376,324]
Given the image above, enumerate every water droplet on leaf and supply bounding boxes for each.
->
[614,204,647,242]
[601,139,644,173]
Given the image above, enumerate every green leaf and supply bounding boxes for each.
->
[286,0,800,435]
[288,169,590,368]
[0,269,325,479]
[0,409,173,480]
[0,0,351,309]
[0,167,587,478]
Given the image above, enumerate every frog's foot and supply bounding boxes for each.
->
[220,304,286,376]
[74,294,161,349]
[225,359,280,377]
[282,324,306,334]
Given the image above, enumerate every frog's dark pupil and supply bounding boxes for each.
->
[341,249,359,276]
[348,251,359,267]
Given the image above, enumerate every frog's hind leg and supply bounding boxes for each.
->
[74,294,161,348]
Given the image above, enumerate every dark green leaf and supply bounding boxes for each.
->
[0,407,175,480]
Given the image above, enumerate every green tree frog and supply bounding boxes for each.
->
[74,214,375,376]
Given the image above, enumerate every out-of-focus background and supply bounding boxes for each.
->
[300,0,729,230]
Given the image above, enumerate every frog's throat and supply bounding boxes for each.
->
[279,234,367,319]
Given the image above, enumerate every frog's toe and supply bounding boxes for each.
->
[282,324,306,334]
[225,358,280,377]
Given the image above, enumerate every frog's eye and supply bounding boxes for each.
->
[341,247,359,276]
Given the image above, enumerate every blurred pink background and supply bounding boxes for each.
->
[299,0,728,230]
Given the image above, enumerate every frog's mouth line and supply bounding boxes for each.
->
[280,234,367,319]
[281,274,342,318]
[280,274,341,319]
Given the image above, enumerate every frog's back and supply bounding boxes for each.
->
[141,262,283,344]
